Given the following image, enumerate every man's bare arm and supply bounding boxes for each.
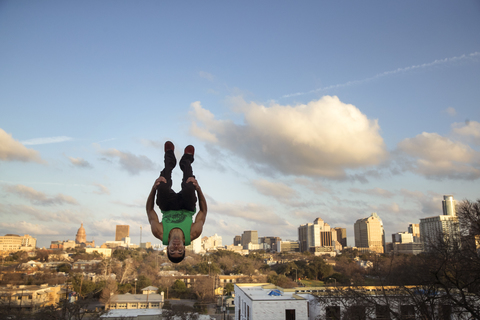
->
[189,178,207,240]
[146,177,164,241]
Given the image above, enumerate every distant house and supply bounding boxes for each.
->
[106,286,164,310]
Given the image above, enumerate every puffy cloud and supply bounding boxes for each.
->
[400,189,443,216]
[451,120,480,145]
[93,183,110,195]
[397,132,480,180]
[189,96,388,178]
[0,204,83,224]
[349,187,394,198]
[68,156,92,168]
[443,107,457,116]
[4,185,78,206]
[209,201,290,226]
[0,128,45,163]
[252,179,296,200]
[0,221,60,236]
[98,147,155,175]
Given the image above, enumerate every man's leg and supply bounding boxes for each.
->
[156,142,178,211]
[179,145,197,212]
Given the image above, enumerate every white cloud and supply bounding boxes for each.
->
[93,183,110,195]
[0,128,45,163]
[98,146,156,175]
[350,187,394,198]
[0,204,84,224]
[443,107,457,116]
[252,179,296,200]
[400,189,443,216]
[0,221,61,236]
[21,136,73,145]
[451,120,480,145]
[189,96,388,178]
[4,185,78,206]
[199,71,215,81]
[68,156,92,168]
[209,201,289,226]
[397,132,480,180]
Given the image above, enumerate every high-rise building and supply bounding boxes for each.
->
[442,195,456,216]
[392,232,414,244]
[354,212,385,253]
[233,235,242,246]
[333,227,347,248]
[241,231,258,249]
[0,234,36,252]
[298,217,332,252]
[259,236,281,252]
[116,225,130,241]
[420,195,459,251]
[408,223,421,243]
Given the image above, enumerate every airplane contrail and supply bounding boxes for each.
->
[282,52,480,98]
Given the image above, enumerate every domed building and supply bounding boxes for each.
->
[75,223,95,248]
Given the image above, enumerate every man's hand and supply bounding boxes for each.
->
[153,177,166,189]
[186,177,201,191]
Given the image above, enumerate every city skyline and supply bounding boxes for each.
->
[1,2,479,249]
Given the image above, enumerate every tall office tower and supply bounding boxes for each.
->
[420,195,459,251]
[354,212,385,254]
[408,223,421,243]
[333,227,347,247]
[241,230,258,249]
[442,195,456,216]
[298,217,332,252]
[260,236,281,251]
[233,235,242,246]
[115,225,130,241]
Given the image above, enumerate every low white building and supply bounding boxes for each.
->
[234,283,309,320]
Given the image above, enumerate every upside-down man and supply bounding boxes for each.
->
[146,141,207,263]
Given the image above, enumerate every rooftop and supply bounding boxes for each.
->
[235,283,306,301]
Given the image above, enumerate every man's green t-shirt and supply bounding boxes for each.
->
[161,209,195,246]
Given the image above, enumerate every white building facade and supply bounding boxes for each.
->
[235,283,309,320]
[420,195,460,250]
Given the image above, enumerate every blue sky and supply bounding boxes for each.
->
[1,1,479,249]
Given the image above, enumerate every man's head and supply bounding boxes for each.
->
[167,229,185,263]
[167,246,185,263]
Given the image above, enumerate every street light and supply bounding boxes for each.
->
[134,278,137,294]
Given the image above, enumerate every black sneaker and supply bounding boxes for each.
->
[184,145,195,156]
[165,141,175,152]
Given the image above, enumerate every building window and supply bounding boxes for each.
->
[326,306,341,320]
[285,309,296,320]
[400,305,415,320]
[376,305,390,319]
[346,306,366,320]
[439,305,452,320]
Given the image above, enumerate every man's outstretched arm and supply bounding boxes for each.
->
[146,177,164,241]
[189,177,207,240]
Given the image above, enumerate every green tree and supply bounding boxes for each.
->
[57,263,71,273]
[172,279,187,296]
[224,283,234,295]
[136,275,152,293]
